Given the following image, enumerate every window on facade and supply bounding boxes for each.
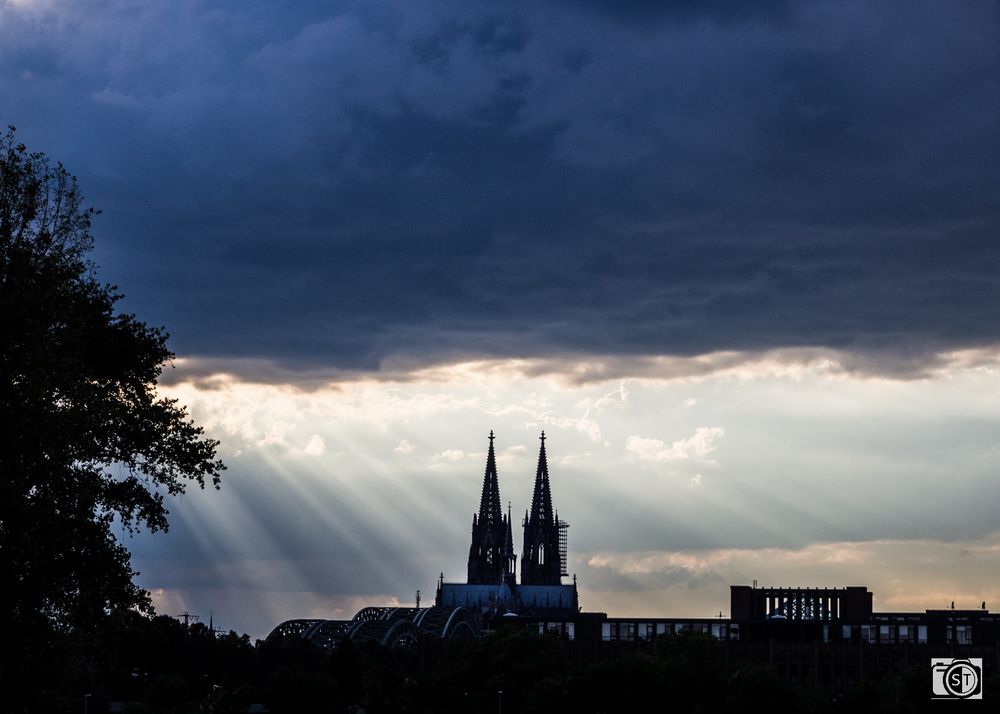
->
[879,625,894,643]
[656,623,667,635]
[861,625,877,644]
[842,625,853,641]
[917,625,928,644]
[538,545,544,565]
[602,623,611,641]
[567,623,575,640]
[956,625,972,645]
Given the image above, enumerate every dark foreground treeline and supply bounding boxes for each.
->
[9,612,1000,714]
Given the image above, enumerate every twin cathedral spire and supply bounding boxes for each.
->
[467,431,567,586]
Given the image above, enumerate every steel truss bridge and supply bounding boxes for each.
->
[266,605,479,650]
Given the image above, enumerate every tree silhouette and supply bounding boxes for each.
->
[0,126,224,711]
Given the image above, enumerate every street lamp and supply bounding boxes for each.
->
[498,689,503,714]
[131,670,148,702]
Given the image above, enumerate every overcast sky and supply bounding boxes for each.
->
[5,0,1000,637]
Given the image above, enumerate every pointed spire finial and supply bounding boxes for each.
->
[540,430,546,444]
[489,429,495,443]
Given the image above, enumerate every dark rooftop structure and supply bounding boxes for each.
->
[730,585,873,623]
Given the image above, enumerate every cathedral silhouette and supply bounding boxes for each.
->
[436,431,579,616]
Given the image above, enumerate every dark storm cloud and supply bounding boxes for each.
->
[570,0,793,26]
[3,0,1000,379]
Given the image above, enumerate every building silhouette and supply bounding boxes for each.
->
[466,431,508,585]
[437,431,578,616]
[520,432,567,586]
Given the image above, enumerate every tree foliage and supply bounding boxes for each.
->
[0,127,224,708]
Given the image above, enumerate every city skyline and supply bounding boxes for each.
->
[3,0,1000,639]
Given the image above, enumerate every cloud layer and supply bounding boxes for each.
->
[2,1,1000,378]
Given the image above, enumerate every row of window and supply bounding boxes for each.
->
[601,621,738,642]
[536,622,575,639]
[833,624,971,644]
[539,621,974,645]
[853,625,928,644]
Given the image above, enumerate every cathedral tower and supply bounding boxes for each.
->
[521,432,566,585]
[467,431,507,584]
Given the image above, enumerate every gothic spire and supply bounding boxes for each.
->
[467,431,506,584]
[528,431,554,526]
[502,501,517,581]
[504,501,514,555]
[521,431,563,585]
[478,430,503,530]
